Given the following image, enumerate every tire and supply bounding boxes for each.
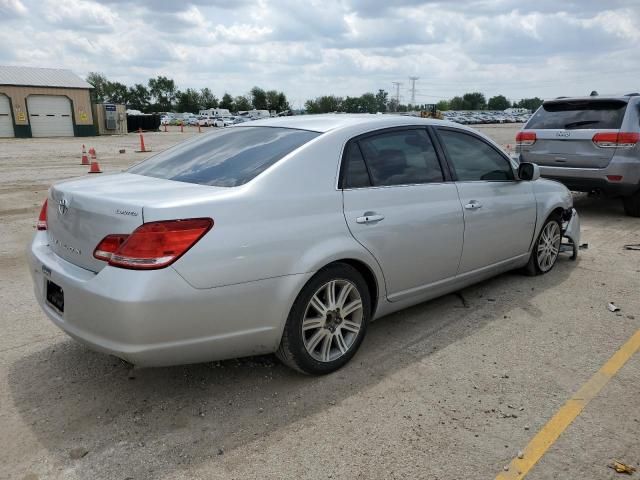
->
[524,214,562,276]
[623,190,640,217]
[276,263,371,375]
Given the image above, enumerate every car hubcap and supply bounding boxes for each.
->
[302,280,363,363]
[537,221,561,272]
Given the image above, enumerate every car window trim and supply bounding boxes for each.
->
[338,126,450,190]
[432,126,516,183]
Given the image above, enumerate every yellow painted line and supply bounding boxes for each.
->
[496,328,640,480]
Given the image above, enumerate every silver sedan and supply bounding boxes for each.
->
[29,115,580,374]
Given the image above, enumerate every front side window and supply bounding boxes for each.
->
[355,129,443,186]
[129,127,320,187]
[438,129,514,182]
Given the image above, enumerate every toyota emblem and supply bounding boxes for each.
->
[58,198,69,215]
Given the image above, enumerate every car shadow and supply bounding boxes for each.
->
[8,258,576,479]
[572,192,629,220]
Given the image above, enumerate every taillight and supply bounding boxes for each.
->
[37,199,48,230]
[98,218,213,270]
[93,234,129,261]
[516,131,536,146]
[593,132,639,148]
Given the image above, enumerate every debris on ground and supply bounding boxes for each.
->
[608,303,621,312]
[579,243,589,250]
[608,460,636,474]
[623,244,640,251]
[517,450,524,459]
[69,447,89,459]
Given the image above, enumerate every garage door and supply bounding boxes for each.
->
[0,95,14,138]
[27,95,74,137]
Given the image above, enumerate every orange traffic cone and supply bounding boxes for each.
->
[136,128,150,152]
[163,123,167,132]
[89,147,96,161]
[88,161,102,173]
[180,122,184,133]
[80,144,89,165]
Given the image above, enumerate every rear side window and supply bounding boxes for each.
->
[526,100,627,130]
[438,129,514,182]
[129,127,320,187]
[342,143,372,188]
[353,129,443,187]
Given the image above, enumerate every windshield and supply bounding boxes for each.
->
[526,100,627,130]
[129,127,320,187]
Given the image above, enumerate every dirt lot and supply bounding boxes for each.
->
[1,124,639,480]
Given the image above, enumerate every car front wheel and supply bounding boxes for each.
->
[276,263,371,375]
[525,215,562,275]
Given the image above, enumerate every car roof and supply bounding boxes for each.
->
[544,94,638,105]
[234,113,466,133]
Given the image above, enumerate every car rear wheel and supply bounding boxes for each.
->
[623,190,640,217]
[525,215,562,275]
[276,263,371,375]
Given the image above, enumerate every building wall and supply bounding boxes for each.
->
[92,103,128,135]
[0,85,96,137]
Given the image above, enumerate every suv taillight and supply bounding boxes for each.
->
[37,199,48,230]
[516,131,536,146]
[94,218,213,270]
[592,132,639,148]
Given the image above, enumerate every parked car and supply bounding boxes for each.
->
[197,115,213,127]
[214,116,234,127]
[30,115,579,374]
[517,93,640,216]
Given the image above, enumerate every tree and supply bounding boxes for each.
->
[148,76,177,112]
[175,88,202,113]
[275,92,290,112]
[305,95,343,113]
[220,93,234,111]
[200,88,218,109]
[488,94,510,111]
[375,89,388,113]
[234,95,252,112]
[462,92,486,110]
[250,86,268,110]
[515,97,544,112]
[104,81,129,104]
[449,96,464,110]
[127,83,151,111]
[86,72,109,103]
[436,100,450,111]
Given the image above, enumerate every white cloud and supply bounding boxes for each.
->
[0,0,638,104]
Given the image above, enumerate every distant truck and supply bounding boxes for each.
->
[199,108,231,118]
[237,109,272,120]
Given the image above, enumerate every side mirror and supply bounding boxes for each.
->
[518,162,540,181]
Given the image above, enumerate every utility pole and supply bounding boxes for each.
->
[408,76,419,107]
[391,81,402,104]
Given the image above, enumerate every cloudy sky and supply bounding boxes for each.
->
[1,0,638,107]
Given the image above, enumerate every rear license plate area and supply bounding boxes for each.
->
[46,280,64,313]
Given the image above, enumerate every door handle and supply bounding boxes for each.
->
[464,201,483,210]
[356,213,385,224]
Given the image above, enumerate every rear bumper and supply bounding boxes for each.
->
[538,159,640,196]
[29,232,309,367]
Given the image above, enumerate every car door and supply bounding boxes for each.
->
[341,127,464,301]
[434,127,537,274]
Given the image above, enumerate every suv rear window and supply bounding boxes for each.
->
[129,127,320,187]
[526,100,627,130]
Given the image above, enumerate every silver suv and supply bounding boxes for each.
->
[516,94,640,216]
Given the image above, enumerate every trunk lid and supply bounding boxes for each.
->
[47,173,227,272]
[520,129,618,168]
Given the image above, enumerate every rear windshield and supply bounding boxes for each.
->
[129,127,320,187]
[526,100,627,130]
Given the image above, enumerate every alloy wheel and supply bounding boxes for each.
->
[537,221,561,272]
[302,279,364,363]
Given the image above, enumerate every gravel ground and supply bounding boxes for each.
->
[1,123,639,480]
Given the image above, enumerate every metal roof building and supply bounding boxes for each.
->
[0,65,96,138]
